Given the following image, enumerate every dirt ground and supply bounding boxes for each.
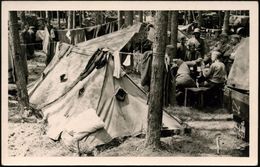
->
[7,50,249,157]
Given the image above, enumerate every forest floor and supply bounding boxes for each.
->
[7,49,249,158]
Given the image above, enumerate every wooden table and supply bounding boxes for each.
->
[184,87,210,107]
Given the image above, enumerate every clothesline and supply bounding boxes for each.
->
[53,19,118,32]
[20,41,58,46]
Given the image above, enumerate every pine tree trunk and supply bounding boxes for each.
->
[79,11,82,27]
[198,11,202,28]
[218,11,222,28]
[96,11,103,25]
[40,11,43,18]
[222,11,230,34]
[9,11,30,115]
[73,11,76,28]
[46,11,50,25]
[170,11,178,59]
[170,11,178,106]
[67,11,73,29]
[20,11,26,29]
[145,11,168,149]
[125,11,133,27]
[118,11,124,29]
[138,11,143,22]
[167,12,172,32]
[188,11,192,24]
[57,11,60,29]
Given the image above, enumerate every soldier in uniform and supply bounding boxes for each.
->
[187,28,208,58]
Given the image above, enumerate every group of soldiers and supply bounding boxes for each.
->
[169,28,242,105]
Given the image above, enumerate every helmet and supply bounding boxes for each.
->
[193,28,201,34]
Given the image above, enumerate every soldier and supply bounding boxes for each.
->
[187,28,208,58]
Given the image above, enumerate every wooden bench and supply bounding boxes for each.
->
[184,87,210,108]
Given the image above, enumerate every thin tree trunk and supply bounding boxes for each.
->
[50,11,53,21]
[79,11,82,27]
[20,11,26,29]
[73,11,76,28]
[198,11,203,28]
[167,12,172,32]
[125,11,133,27]
[188,11,192,24]
[9,11,30,116]
[67,11,73,29]
[57,11,60,29]
[46,11,50,25]
[40,11,43,18]
[170,11,178,57]
[218,11,222,28]
[118,11,124,29]
[222,11,230,34]
[145,11,168,149]
[96,11,103,25]
[138,11,143,22]
[170,11,178,106]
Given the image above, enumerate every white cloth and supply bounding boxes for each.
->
[123,54,131,66]
[113,51,121,78]
[66,30,72,43]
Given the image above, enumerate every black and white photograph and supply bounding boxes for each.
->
[1,1,258,165]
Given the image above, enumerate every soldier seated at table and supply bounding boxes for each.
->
[199,51,227,106]
[171,58,202,105]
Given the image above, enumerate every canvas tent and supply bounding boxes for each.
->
[227,37,249,92]
[28,23,184,153]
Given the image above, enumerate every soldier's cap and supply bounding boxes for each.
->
[193,28,201,34]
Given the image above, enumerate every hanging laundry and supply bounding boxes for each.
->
[66,30,72,44]
[113,51,121,78]
[123,54,131,67]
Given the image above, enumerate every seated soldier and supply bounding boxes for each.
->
[171,58,202,105]
[202,51,227,86]
[184,43,202,80]
[200,51,227,105]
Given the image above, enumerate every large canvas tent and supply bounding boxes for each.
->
[227,37,249,92]
[28,23,184,153]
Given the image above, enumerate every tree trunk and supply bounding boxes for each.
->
[222,11,230,34]
[218,11,222,28]
[167,12,172,32]
[79,11,82,27]
[96,11,103,25]
[39,11,43,18]
[198,11,203,28]
[9,11,30,115]
[188,11,192,24]
[67,11,73,29]
[46,11,50,25]
[20,11,26,29]
[57,11,60,29]
[73,11,76,28]
[170,11,178,58]
[118,11,124,29]
[170,11,178,106]
[138,11,143,22]
[145,11,168,149]
[50,11,54,21]
[125,11,133,27]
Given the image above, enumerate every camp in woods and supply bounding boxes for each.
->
[6,8,252,159]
